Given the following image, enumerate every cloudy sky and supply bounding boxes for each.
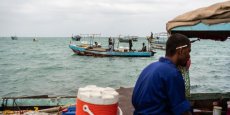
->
[0,0,227,37]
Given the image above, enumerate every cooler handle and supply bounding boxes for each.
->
[83,105,94,115]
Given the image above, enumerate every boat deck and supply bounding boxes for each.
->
[117,87,230,115]
[1,87,230,114]
[117,87,134,115]
[88,47,107,52]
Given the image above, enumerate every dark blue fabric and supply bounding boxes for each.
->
[132,57,191,115]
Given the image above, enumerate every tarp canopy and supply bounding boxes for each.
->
[167,1,230,41]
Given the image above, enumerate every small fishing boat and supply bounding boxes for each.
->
[71,35,81,41]
[153,32,167,44]
[118,36,138,42]
[147,32,166,50]
[69,44,155,57]
[11,36,18,40]
[33,38,38,42]
[132,37,138,41]
[152,32,167,50]
[69,35,155,57]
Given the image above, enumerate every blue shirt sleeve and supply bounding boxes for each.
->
[164,70,191,115]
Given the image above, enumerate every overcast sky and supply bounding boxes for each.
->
[0,0,227,37]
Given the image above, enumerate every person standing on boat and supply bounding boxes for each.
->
[132,33,192,115]
[129,39,133,51]
[109,37,112,45]
[112,38,115,51]
[108,37,113,51]
[141,42,147,52]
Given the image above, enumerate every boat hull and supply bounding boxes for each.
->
[11,36,18,40]
[69,44,155,57]
[152,44,166,50]
[69,44,86,55]
[118,37,138,42]
[85,50,154,57]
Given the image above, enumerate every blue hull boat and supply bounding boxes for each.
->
[69,44,155,57]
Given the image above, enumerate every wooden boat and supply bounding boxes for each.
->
[69,34,155,57]
[118,36,138,42]
[71,35,81,41]
[69,44,86,55]
[1,87,230,115]
[152,44,166,50]
[152,32,167,50]
[69,44,156,57]
[33,38,38,42]
[147,32,166,50]
[11,36,18,40]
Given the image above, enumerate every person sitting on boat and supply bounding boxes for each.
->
[94,42,98,47]
[141,43,147,52]
[132,33,192,115]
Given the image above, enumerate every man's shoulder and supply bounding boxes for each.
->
[147,60,172,69]
[143,60,179,75]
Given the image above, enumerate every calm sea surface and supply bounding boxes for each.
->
[0,37,230,97]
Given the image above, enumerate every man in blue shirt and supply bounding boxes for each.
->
[132,33,192,115]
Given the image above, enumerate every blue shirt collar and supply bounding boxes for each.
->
[159,57,177,68]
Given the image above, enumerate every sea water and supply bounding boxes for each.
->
[0,37,230,97]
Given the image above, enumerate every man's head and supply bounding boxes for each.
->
[166,33,191,67]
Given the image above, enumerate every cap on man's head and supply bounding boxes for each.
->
[166,33,190,56]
